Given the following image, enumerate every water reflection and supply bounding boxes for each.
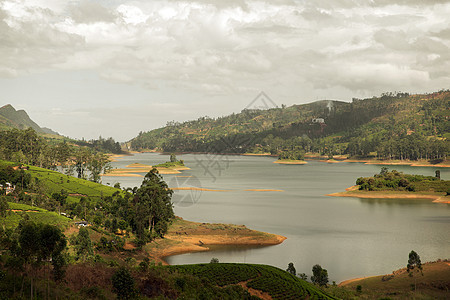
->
[357,198,435,206]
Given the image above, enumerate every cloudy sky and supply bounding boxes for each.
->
[1,0,449,141]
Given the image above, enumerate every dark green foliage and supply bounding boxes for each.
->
[134,168,174,242]
[0,197,8,217]
[311,264,329,287]
[279,150,305,161]
[407,250,423,292]
[357,169,449,192]
[74,136,123,154]
[112,267,137,300]
[51,253,67,282]
[71,227,94,261]
[407,250,423,277]
[210,257,219,264]
[286,262,296,275]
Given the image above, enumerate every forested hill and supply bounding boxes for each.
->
[129,91,449,160]
[0,104,59,135]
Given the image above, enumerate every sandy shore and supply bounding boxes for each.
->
[145,218,287,264]
[273,160,307,165]
[108,154,127,162]
[244,189,284,192]
[339,275,379,286]
[101,173,144,177]
[171,187,231,192]
[103,162,191,177]
[318,159,340,163]
[343,159,450,168]
[327,188,450,204]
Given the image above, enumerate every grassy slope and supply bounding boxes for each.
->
[2,202,71,229]
[339,261,450,299]
[26,164,120,200]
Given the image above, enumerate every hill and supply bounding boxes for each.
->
[128,91,449,161]
[339,260,450,299]
[0,104,59,135]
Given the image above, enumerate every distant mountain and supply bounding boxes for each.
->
[128,90,449,160]
[0,104,59,135]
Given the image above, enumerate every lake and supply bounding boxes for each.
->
[104,153,450,283]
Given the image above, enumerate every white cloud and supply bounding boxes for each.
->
[0,0,449,140]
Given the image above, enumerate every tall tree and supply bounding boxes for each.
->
[407,250,423,292]
[134,168,174,243]
[71,227,94,261]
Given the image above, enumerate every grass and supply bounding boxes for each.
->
[339,260,450,299]
[26,164,122,201]
[2,202,71,229]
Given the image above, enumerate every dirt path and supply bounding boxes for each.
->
[237,279,272,300]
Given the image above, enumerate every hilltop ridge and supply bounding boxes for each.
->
[0,104,59,135]
[128,91,449,161]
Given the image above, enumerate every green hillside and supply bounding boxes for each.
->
[168,263,337,299]
[129,91,449,160]
[2,202,71,229]
[0,104,59,135]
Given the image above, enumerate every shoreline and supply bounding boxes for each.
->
[145,218,287,265]
[127,150,449,167]
[102,162,191,176]
[273,160,307,165]
[327,187,450,204]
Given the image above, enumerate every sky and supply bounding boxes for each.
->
[0,0,449,141]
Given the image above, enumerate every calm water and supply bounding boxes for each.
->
[104,153,450,283]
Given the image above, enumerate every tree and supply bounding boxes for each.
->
[286,262,296,276]
[72,227,94,261]
[0,197,9,217]
[52,189,68,215]
[170,153,177,162]
[134,168,174,242]
[435,170,440,179]
[210,257,219,264]
[299,273,308,280]
[311,264,329,286]
[407,250,423,292]
[112,267,137,300]
[87,152,111,183]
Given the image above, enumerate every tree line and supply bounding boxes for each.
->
[129,91,449,161]
[0,128,111,183]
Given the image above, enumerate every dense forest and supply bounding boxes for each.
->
[129,91,449,161]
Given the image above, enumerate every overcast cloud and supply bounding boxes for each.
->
[0,0,449,141]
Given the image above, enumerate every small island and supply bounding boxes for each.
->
[274,149,308,165]
[103,153,190,176]
[327,167,450,203]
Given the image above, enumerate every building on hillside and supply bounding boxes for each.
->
[75,221,89,227]
[311,118,325,124]
[0,182,15,195]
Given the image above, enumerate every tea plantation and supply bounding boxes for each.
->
[168,263,337,300]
